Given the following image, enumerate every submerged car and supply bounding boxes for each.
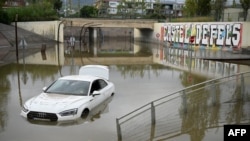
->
[21,65,115,121]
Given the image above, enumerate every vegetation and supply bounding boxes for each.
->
[183,0,211,17]
[213,0,226,21]
[240,0,250,21]
[53,0,63,12]
[0,0,61,24]
[0,9,9,24]
[8,3,58,21]
[152,0,164,19]
[172,16,214,22]
[80,5,98,18]
[0,0,9,24]
[0,0,3,6]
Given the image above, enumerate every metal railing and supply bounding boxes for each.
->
[116,71,250,141]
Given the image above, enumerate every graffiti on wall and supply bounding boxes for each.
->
[162,23,242,49]
[164,48,239,77]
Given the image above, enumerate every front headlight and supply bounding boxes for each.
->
[59,108,78,116]
[22,104,29,113]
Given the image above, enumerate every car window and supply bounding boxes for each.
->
[90,80,100,94]
[90,79,107,94]
[46,79,90,96]
[99,79,108,89]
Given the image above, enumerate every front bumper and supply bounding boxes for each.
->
[20,110,79,121]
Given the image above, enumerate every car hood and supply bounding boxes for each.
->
[26,93,91,113]
[79,65,109,80]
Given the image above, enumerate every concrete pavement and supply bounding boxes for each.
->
[0,23,57,66]
[0,24,12,65]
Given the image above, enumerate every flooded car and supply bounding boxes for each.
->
[20,65,115,121]
[25,96,113,126]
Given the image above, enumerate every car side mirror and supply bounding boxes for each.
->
[42,87,47,92]
[92,91,100,97]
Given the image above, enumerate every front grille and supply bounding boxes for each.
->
[27,111,58,121]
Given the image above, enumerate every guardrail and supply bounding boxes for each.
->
[116,71,250,141]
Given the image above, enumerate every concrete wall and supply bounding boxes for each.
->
[14,20,250,50]
[153,22,250,50]
[15,21,64,42]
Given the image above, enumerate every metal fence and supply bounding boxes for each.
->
[223,12,250,22]
[116,71,250,141]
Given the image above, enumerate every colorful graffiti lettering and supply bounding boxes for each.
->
[163,23,242,49]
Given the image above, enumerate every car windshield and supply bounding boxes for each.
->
[45,79,90,96]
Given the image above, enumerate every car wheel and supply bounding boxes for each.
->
[81,109,89,118]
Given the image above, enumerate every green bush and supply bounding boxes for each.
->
[0,8,11,24]
[171,16,215,22]
[80,6,98,18]
[1,3,59,24]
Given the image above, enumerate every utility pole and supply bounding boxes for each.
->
[78,0,80,17]
[15,14,18,62]
[64,0,67,17]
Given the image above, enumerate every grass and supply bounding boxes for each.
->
[171,16,215,22]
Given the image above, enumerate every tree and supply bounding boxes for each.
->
[184,0,212,17]
[213,0,226,21]
[80,6,98,18]
[0,0,10,24]
[117,0,128,18]
[196,0,211,16]
[240,0,250,21]
[184,0,211,17]
[140,0,147,16]
[153,0,163,19]
[183,0,197,16]
[0,0,3,6]
[53,0,63,12]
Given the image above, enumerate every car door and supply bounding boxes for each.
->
[88,79,108,109]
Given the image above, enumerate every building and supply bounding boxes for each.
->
[94,0,184,18]
[3,0,26,7]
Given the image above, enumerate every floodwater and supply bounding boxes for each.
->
[0,37,250,141]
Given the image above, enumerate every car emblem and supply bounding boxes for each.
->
[38,112,46,118]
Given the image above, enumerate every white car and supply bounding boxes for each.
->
[21,65,115,121]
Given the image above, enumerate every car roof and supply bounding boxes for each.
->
[58,75,101,82]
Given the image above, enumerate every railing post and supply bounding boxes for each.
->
[116,118,122,141]
[182,90,187,114]
[150,102,156,141]
[241,74,245,101]
[79,22,94,52]
[57,20,65,43]
[151,102,156,125]
[211,81,217,106]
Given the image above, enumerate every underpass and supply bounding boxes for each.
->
[63,18,157,29]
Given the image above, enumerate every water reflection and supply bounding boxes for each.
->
[162,47,249,78]
[16,39,249,80]
[116,72,250,141]
[116,64,168,78]
[0,65,10,133]
[0,35,250,141]
[19,42,152,66]
[178,101,250,141]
